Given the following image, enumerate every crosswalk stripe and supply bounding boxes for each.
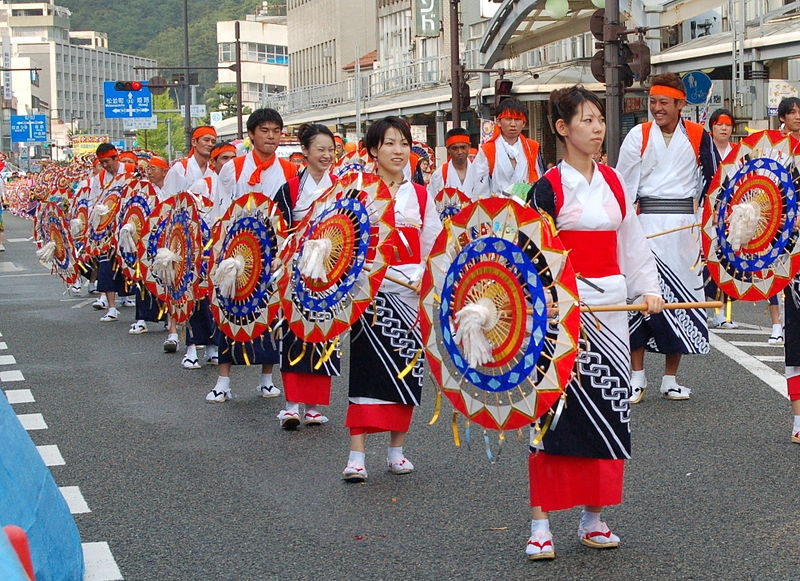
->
[17,412,48,430]
[0,354,17,365]
[0,369,25,382]
[710,333,787,398]
[4,388,34,403]
[82,542,124,581]
[756,355,785,362]
[36,444,66,466]
[0,342,7,350]
[729,340,783,347]
[59,486,91,514]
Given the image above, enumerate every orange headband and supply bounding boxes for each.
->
[96,147,117,160]
[334,136,344,145]
[497,110,527,122]
[211,144,237,160]
[148,156,170,170]
[713,114,734,126]
[192,126,218,140]
[650,85,686,100]
[446,135,471,147]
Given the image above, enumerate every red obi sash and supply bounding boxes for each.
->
[557,230,620,278]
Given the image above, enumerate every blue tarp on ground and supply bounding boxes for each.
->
[0,392,84,581]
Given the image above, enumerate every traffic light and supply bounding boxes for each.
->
[114,81,144,91]
[494,78,513,108]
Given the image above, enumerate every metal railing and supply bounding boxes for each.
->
[262,55,451,116]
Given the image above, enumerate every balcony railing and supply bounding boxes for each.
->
[261,54,451,116]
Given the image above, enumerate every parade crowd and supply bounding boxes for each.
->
[7,72,800,562]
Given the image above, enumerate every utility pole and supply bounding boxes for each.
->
[604,0,623,165]
[450,0,462,127]
[182,0,193,150]
[235,21,244,140]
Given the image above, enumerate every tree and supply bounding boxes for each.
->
[204,84,252,120]
[133,92,186,160]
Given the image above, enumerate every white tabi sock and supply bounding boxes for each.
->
[531,518,550,535]
[285,401,300,414]
[580,509,602,529]
[260,372,274,387]
[214,376,231,392]
[348,450,365,468]
[793,415,800,433]
[773,324,783,337]
[661,375,678,388]
[387,446,404,463]
[185,345,197,359]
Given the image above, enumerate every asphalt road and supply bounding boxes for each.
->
[1,212,799,581]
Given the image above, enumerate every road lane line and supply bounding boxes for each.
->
[0,370,25,381]
[37,444,65,466]
[0,355,17,365]
[82,542,124,581]
[17,412,48,430]
[710,333,787,398]
[4,388,34,403]
[0,342,6,349]
[59,486,91,514]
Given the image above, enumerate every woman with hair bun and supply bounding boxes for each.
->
[273,123,340,429]
[524,86,663,560]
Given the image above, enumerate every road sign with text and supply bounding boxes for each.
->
[10,115,47,143]
[103,81,153,118]
[123,116,158,130]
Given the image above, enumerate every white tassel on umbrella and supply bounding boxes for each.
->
[70,217,84,238]
[727,201,763,252]
[118,222,137,254]
[212,255,245,299]
[298,237,332,282]
[453,297,498,368]
[152,247,181,285]
[89,203,109,229]
[36,240,56,266]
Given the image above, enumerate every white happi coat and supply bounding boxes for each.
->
[426,160,474,199]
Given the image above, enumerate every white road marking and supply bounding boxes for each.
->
[0,272,54,278]
[0,262,25,272]
[0,354,17,365]
[4,388,34,403]
[0,369,25,381]
[729,340,782,347]
[756,355,786,362]
[6,237,33,242]
[82,542,124,581]
[37,444,65,466]
[710,333,787,398]
[60,486,91,514]
[72,298,95,309]
[0,342,6,349]
[17,412,48,430]
[711,328,772,335]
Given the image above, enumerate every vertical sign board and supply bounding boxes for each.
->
[103,81,152,118]
[10,115,48,143]
[2,36,11,101]
[414,0,441,37]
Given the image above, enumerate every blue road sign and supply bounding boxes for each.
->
[103,80,152,118]
[10,115,47,143]
[682,71,712,106]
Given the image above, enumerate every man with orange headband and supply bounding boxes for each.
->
[427,127,474,198]
[469,98,545,199]
[158,126,218,353]
[206,108,297,403]
[617,72,716,403]
[89,143,136,322]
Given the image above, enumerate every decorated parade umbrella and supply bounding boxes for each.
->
[433,186,472,222]
[33,200,80,285]
[83,174,129,258]
[140,191,204,324]
[116,179,158,281]
[419,197,581,432]
[277,172,395,344]
[702,130,800,301]
[209,192,288,343]
[69,185,92,262]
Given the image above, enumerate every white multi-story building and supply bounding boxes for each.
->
[0,0,156,157]
[216,15,289,114]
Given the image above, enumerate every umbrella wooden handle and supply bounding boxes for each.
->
[580,301,723,313]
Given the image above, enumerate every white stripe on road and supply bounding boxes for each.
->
[0,272,53,278]
[59,486,91,514]
[6,237,33,242]
[0,342,6,349]
[72,298,95,309]
[0,369,25,381]
[17,412,47,430]
[0,354,17,365]
[756,355,786,362]
[729,340,783,347]
[710,333,787,398]
[82,542,124,581]
[37,444,65,466]
[4,388,34,403]
[712,328,773,335]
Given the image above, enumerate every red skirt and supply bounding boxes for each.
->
[529,451,624,512]
[282,371,332,405]
[345,403,414,435]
